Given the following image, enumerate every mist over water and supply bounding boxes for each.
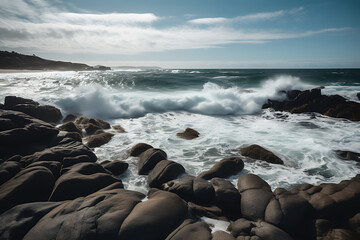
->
[1,68,359,192]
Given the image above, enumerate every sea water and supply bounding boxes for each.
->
[1,68,359,193]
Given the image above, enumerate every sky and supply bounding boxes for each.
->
[0,0,359,68]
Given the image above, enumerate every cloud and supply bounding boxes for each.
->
[188,7,304,25]
[0,1,349,54]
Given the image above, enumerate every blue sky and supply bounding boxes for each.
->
[0,0,359,68]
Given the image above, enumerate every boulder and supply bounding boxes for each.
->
[357,92,360,100]
[148,160,185,188]
[177,128,200,140]
[188,202,228,221]
[240,145,284,164]
[162,176,195,202]
[26,161,62,179]
[212,231,236,240]
[57,121,82,135]
[0,201,63,240]
[62,155,95,168]
[166,219,212,240]
[130,143,153,157]
[0,161,22,185]
[112,124,126,133]
[62,113,77,122]
[118,189,188,240]
[101,160,129,175]
[23,187,144,240]
[228,218,254,237]
[335,150,360,163]
[193,177,215,204]
[0,166,55,214]
[349,213,360,236]
[49,162,122,201]
[75,116,110,129]
[84,123,102,135]
[86,132,114,148]
[211,178,241,220]
[138,148,167,175]
[198,157,245,180]
[10,104,62,123]
[4,96,39,108]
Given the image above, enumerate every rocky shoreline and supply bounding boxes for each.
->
[0,94,359,240]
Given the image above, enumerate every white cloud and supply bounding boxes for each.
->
[0,1,348,54]
[188,7,304,25]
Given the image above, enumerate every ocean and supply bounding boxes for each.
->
[1,68,359,193]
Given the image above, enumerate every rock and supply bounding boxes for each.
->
[75,116,110,129]
[349,213,360,236]
[166,219,212,240]
[0,166,55,214]
[291,174,360,225]
[118,189,188,240]
[210,178,241,220]
[148,160,185,188]
[4,96,39,108]
[130,143,153,157]
[86,132,114,148]
[240,145,284,165]
[335,150,360,163]
[10,104,62,123]
[62,113,77,122]
[113,124,126,133]
[0,201,63,240]
[198,157,245,180]
[228,218,253,237]
[237,174,274,221]
[49,162,122,201]
[263,89,360,121]
[251,220,294,240]
[138,148,167,175]
[188,202,228,221]
[26,161,62,179]
[162,176,195,202]
[193,177,215,204]
[101,160,129,175]
[20,139,97,166]
[212,231,236,240]
[23,187,144,240]
[58,121,82,135]
[357,92,360,100]
[0,161,21,185]
[62,155,94,168]
[177,128,200,140]
[84,123,102,135]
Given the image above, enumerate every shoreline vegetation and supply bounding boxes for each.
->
[0,88,360,239]
[0,51,111,71]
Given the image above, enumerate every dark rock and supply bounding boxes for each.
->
[315,219,333,237]
[20,139,97,166]
[49,162,122,201]
[357,92,360,100]
[237,174,273,221]
[0,166,55,214]
[228,218,253,237]
[193,177,215,204]
[118,189,188,240]
[10,104,62,123]
[177,128,200,140]
[0,117,15,131]
[148,160,185,188]
[162,176,195,202]
[211,178,241,220]
[130,143,153,157]
[101,160,129,175]
[75,116,110,129]
[4,96,39,108]
[335,150,360,163]
[166,219,212,240]
[188,202,228,221]
[84,123,102,135]
[86,132,114,148]
[251,220,293,240]
[286,90,302,101]
[23,187,144,240]
[0,161,21,185]
[63,113,77,122]
[198,157,245,180]
[240,144,284,164]
[349,213,360,236]
[26,161,62,179]
[138,148,167,175]
[57,121,82,135]
[212,231,236,240]
[0,201,63,240]
[113,124,126,133]
[62,155,94,168]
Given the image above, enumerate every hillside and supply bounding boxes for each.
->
[0,51,110,71]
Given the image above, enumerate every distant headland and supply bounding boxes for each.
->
[0,51,111,71]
